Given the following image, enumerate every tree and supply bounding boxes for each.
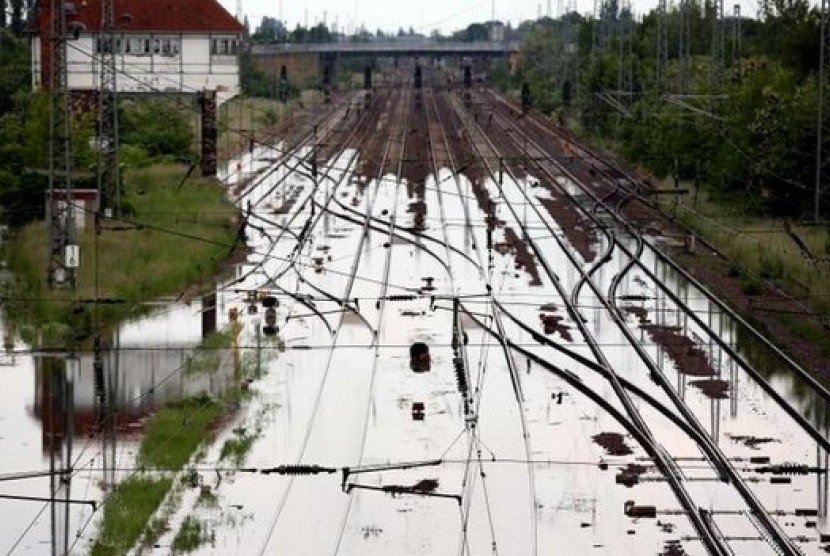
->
[454,22,489,42]
[307,23,332,43]
[119,99,193,159]
[0,29,29,115]
[252,16,286,43]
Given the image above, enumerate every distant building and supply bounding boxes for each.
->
[32,0,244,103]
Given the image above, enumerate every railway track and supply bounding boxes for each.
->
[185,82,830,555]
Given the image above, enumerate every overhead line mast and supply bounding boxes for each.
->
[47,0,75,289]
[97,0,120,217]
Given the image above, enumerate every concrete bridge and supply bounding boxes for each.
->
[250,40,520,87]
[251,40,519,57]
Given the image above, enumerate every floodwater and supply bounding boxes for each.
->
[0,132,828,555]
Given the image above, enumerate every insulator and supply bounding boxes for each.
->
[262,464,336,475]
[387,295,417,301]
[778,463,810,475]
[93,355,105,398]
[455,363,468,394]
[757,463,811,475]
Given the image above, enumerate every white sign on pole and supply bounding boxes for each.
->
[65,245,79,268]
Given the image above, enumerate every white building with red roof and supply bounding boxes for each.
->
[32,0,244,103]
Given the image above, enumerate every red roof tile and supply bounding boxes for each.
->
[37,0,244,34]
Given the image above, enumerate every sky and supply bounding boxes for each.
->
[218,0,768,36]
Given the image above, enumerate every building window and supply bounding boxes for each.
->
[211,36,238,56]
[96,35,178,56]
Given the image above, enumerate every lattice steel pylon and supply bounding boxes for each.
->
[592,0,606,58]
[97,0,120,217]
[731,4,741,66]
[816,0,830,222]
[562,0,579,109]
[47,0,75,288]
[709,0,725,94]
[617,0,633,99]
[678,0,691,94]
[655,0,668,94]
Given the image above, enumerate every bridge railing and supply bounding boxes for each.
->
[250,41,519,56]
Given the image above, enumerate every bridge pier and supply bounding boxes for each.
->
[199,89,217,177]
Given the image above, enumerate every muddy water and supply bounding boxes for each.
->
[1,136,828,554]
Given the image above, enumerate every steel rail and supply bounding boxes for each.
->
[487,95,804,556]
[455,92,732,556]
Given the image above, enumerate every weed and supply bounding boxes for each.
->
[219,426,258,466]
[172,516,210,554]
[90,476,172,556]
[140,516,170,550]
[181,467,200,488]
[197,487,219,508]
[138,395,223,470]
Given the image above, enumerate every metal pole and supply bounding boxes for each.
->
[816,0,827,223]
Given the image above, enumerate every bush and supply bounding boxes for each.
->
[119,99,194,159]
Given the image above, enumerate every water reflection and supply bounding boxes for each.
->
[23,301,240,554]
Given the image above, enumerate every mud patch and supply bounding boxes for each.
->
[689,378,729,399]
[503,227,542,286]
[641,324,715,377]
[592,432,633,456]
[539,313,573,342]
[661,540,687,556]
[622,304,650,324]
[728,434,779,450]
[537,196,597,263]
[407,200,427,230]
[615,463,648,487]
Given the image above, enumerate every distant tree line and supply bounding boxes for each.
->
[515,0,824,217]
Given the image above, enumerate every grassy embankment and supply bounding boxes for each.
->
[4,163,238,346]
[91,324,259,555]
[4,94,318,349]
[7,95,303,554]
[668,191,830,349]
[3,99,293,553]
[90,394,225,555]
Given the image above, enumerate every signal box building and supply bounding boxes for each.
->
[32,0,243,103]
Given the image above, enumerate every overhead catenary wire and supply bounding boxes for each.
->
[8,71,830,552]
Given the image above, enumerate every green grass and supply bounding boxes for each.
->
[184,325,239,376]
[3,163,237,347]
[138,394,223,470]
[219,426,258,466]
[197,487,219,508]
[139,516,170,550]
[90,477,172,556]
[172,516,211,554]
[669,192,830,317]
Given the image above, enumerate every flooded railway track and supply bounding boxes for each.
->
[221,85,829,555]
[462,89,808,555]
[16,82,826,555]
